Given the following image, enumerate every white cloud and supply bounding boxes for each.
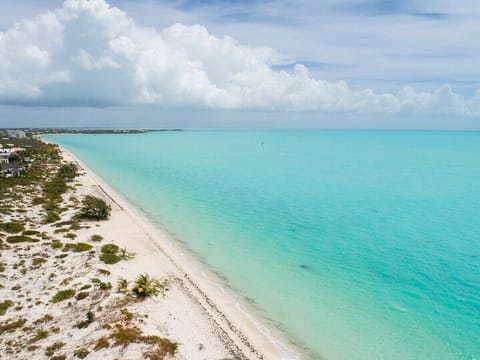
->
[0,0,478,115]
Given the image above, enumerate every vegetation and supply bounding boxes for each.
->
[110,324,177,358]
[74,348,90,359]
[45,341,65,356]
[6,235,38,243]
[31,329,49,342]
[99,243,134,264]
[94,337,110,351]
[77,195,111,220]
[63,242,93,252]
[1,222,25,233]
[117,278,129,293]
[0,318,26,335]
[0,300,14,315]
[75,292,89,301]
[132,274,166,298]
[75,311,95,329]
[90,234,103,242]
[52,289,75,303]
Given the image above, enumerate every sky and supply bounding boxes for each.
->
[0,0,479,129]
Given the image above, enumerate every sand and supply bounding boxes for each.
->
[0,143,299,359]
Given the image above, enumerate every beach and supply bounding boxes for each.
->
[59,147,298,359]
[0,138,298,359]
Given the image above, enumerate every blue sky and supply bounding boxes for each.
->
[0,0,479,128]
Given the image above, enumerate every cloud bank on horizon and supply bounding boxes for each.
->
[0,0,479,115]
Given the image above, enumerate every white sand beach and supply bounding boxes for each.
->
[0,142,299,359]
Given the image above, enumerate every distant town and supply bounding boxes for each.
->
[0,128,181,178]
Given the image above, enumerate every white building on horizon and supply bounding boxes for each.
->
[7,129,26,139]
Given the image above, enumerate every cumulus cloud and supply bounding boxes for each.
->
[0,0,478,115]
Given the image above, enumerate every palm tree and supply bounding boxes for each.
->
[132,274,163,298]
[117,278,129,293]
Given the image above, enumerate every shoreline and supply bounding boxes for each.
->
[57,143,301,360]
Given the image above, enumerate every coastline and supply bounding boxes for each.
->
[57,143,301,359]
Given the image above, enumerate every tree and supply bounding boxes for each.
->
[57,163,78,182]
[78,195,111,220]
[132,274,166,298]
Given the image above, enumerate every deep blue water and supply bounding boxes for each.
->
[47,130,480,360]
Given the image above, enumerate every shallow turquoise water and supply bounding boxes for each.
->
[47,130,480,360]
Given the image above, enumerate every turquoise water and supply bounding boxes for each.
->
[47,130,480,360]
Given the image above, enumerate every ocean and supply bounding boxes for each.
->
[46,130,480,360]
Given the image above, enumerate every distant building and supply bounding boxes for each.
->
[7,130,26,139]
[1,163,26,176]
[0,153,9,165]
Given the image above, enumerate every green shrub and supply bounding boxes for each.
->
[45,341,65,356]
[99,282,112,291]
[31,329,49,342]
[0,300,13,315]
[101,244,119,254]
[22,230,40,236]
[98,268,111,275]
[57,163,78,182]
[117,278,129,293]
[52,289,75,303]
[32,197,45,205]
[74,348,90,359]
[0,318,26,335]
[75,292,89,301]
[45,211,60,224]
[99,253,121,264]
[32,257,47,266]
[90,234,103,242]
[64,242,93,252]
[78,195,111,220]
[51,355,66,360]
[6,235,38,243]
[50,240,63,249]
[75,311,95,329]
[2,222,25,233]
[70,222,81,230]
[94,337,110,351]
[64,232,77,239]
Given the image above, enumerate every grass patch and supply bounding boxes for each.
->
[75,292,89,301]
[100,252,122,264]
[90,234,103,242]
[1,222,25,233]
[45,341,65,357]
[52,289,75,303]
[32,257,47,266]
[6,235,38,243]
[63,242,93,252]
[31,329,49,342]
[0,300,14,315]
[74,348,90,359]
[0,318,26,335]
[94,337,110,351]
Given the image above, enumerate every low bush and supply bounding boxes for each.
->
[45,341,65,357]
[0,300,14,315]
[75,292,89,301]
[94,337,110,351]
[6,235,38,243]
[78,195,111,220]
[90,234,103,242]
[2,222,25,233]
[52,289,75,303]
[100,253,121,264]
[74,348,90,359]
[64,242,93,252]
